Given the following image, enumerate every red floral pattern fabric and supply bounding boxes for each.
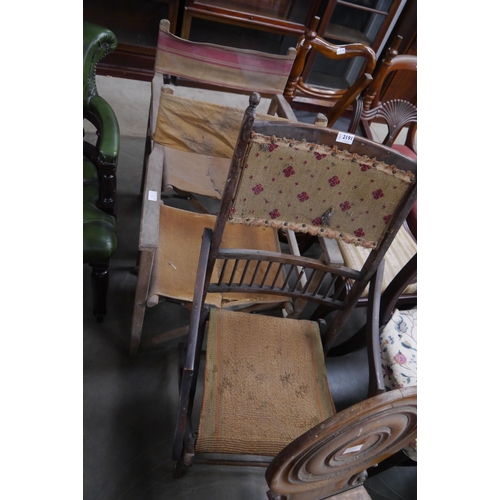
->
[229,133,415,248]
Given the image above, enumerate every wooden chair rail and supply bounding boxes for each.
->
[208,248,358,310]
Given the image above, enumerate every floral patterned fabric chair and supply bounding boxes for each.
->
[379,306,417,461]
[367,254,417,464]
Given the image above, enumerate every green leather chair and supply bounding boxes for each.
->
[83,21,120,322]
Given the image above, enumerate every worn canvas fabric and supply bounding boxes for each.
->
[149,205,289,308]
[153,90,286,157]
[338,226,417,296]
[154,21,295,96]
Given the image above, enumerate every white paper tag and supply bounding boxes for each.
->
[336,132,355,145]
[337,47,346,55]
[343,444,363,454]
[148,190,158,201]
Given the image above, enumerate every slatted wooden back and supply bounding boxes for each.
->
[208,247,361,310]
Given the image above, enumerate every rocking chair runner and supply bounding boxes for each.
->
[172,93,417,498]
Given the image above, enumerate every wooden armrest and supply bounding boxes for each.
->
[150,72,167,137]
[267,94,297,121]
[366,260,386,397]
[138,145,164,250]
[319,237,344,265]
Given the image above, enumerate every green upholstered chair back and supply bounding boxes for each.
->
[83,21,120,212]
[83,21,117,108]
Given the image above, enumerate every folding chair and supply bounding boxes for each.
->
[141,18,298,210]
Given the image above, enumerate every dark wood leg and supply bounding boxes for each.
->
[90,262,109,322]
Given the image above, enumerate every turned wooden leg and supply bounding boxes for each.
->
[90,262,109,322]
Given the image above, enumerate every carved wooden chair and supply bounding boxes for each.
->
[283,17,377,128]
[172,93,417,498]
[348,36,417,159]
[365,253,417,473]
[334,36,417,307]
[140,18,298,211]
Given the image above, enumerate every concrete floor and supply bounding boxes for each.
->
[83,77,417,498]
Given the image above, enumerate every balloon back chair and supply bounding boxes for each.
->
[283,17,377,128]
[172,93,417,499]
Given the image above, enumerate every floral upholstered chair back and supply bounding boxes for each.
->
[229,129,415,250]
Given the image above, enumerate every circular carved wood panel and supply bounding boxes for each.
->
[266,386,416,498]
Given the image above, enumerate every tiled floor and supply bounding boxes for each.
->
[83,85,417,498]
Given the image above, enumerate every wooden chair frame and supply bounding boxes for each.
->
[348,36,417,153]
[140,18,298,199]
[130,19,301,355]
[283,17,377,128]
[172,93,417,498]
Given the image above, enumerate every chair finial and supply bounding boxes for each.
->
[249,92,261,109]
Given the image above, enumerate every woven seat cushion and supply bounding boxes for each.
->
[380,308,417,461]
[148,205,290,308]
[337,226,416,297]
[83,158,117,263]
[196,308,335,456]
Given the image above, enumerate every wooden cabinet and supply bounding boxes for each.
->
[181,0,409,102]
[317,0,407,56]
[303,0,408,90]
[181,0,322,38]
[84,0,414,88]
[83,0,180,80]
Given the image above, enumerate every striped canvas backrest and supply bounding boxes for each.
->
[154,19,296,96]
